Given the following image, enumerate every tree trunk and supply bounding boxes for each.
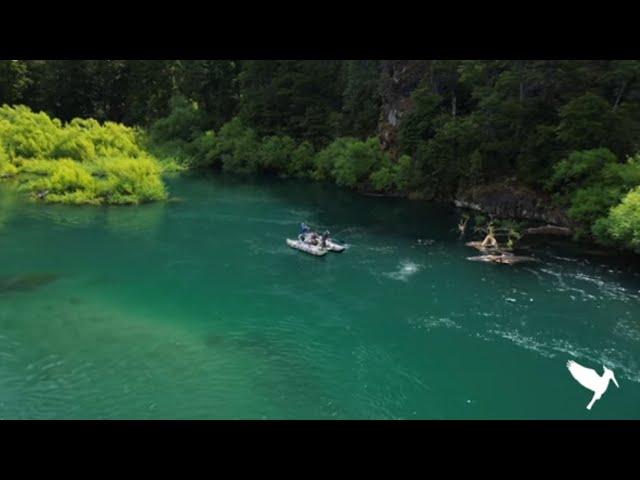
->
[452,94,457,118]
[613,80,627,112]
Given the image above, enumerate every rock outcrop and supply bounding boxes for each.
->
[378,60,431,156]
[375,63,574,232]
[454,180,572,227]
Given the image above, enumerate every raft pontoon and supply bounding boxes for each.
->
[286,238,328,256]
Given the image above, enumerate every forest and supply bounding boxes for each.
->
[2,60,640,251]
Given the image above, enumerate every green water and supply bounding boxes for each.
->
[1,173,639,419]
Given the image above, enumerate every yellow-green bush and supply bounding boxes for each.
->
[0,143,18,176]
[0,104,168,205]
[92,156,167,204]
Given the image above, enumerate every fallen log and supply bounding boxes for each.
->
[465,241,512,253]
[522,225,572,237]
[467,253,538,265]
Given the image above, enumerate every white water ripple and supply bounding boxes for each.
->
[385,260,423,282]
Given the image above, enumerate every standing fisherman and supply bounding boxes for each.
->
[320,230,330,249]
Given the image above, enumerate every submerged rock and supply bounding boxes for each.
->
[0,273,59,294]
[467,253,538,265]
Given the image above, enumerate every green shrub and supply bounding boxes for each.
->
[394,154,419,192]
[20,158,96,201]
[595,187,640,250]
[258,135,297,173]
[149,95,208,145]
[312,138,350,181]
[546,148,618,196]
[93,156,167,204]
[0,145,17,176]
[52,131,97,161]
[369,165,395,192]
[186,131,220,168]
[0,105,167,205]
[288,141,315,178]
[216,118,261,174]
[548,149,640,243]
[332,137,387,189]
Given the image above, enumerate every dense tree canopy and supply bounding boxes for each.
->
[3,59,640,251]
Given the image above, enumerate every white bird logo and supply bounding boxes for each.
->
[566,360,619,410]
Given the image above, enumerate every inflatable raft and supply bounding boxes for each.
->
[286,239,328,256]
[300,233,346,253]
[325,238,346,252]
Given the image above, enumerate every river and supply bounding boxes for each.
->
[0,173,639,419]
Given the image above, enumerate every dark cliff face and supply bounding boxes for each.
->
[454,180,572,227]
[378,60,431,156]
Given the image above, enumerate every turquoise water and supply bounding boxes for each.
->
[1,173,640,419]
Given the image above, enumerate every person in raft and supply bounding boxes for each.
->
[300,223,311,235]
[320,231,330,249]
[308,233,320,245]
[481,225,499,250]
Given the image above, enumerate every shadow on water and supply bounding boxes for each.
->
[210,173,640,276]
[0,273,59,294]
[178,171,459,242]
[202,329,327,415]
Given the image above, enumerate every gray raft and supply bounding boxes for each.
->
[286,239,328,256]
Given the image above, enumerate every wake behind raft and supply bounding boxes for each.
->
[286,223,346,257]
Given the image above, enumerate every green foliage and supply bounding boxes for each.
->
[185,130,221,168]
[238,60,345,146]
[311,137,348,182]
[340,60,381,138]
[414,115,481,197]
[393,155,419,191]
[399,88,443,155]
[178,61,240,129]
[595,187,640,250]
[6,60,640,253]
[0,105,167,205]
[0,143,17,176]
[547,148,640,242]
[546,148,619,196]
[149,95,208,146]
[0,104,60,158]
[92,156,167,204]
[258,135,297,173]
[0,61,31,105]
[52,131,97,161]
[556,93,616,151]
[288,141,315,178]
[369,164,396,192]
[216,118,261,174]
[332,138,388,189]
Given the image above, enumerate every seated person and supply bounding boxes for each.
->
[481,225,499,249]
